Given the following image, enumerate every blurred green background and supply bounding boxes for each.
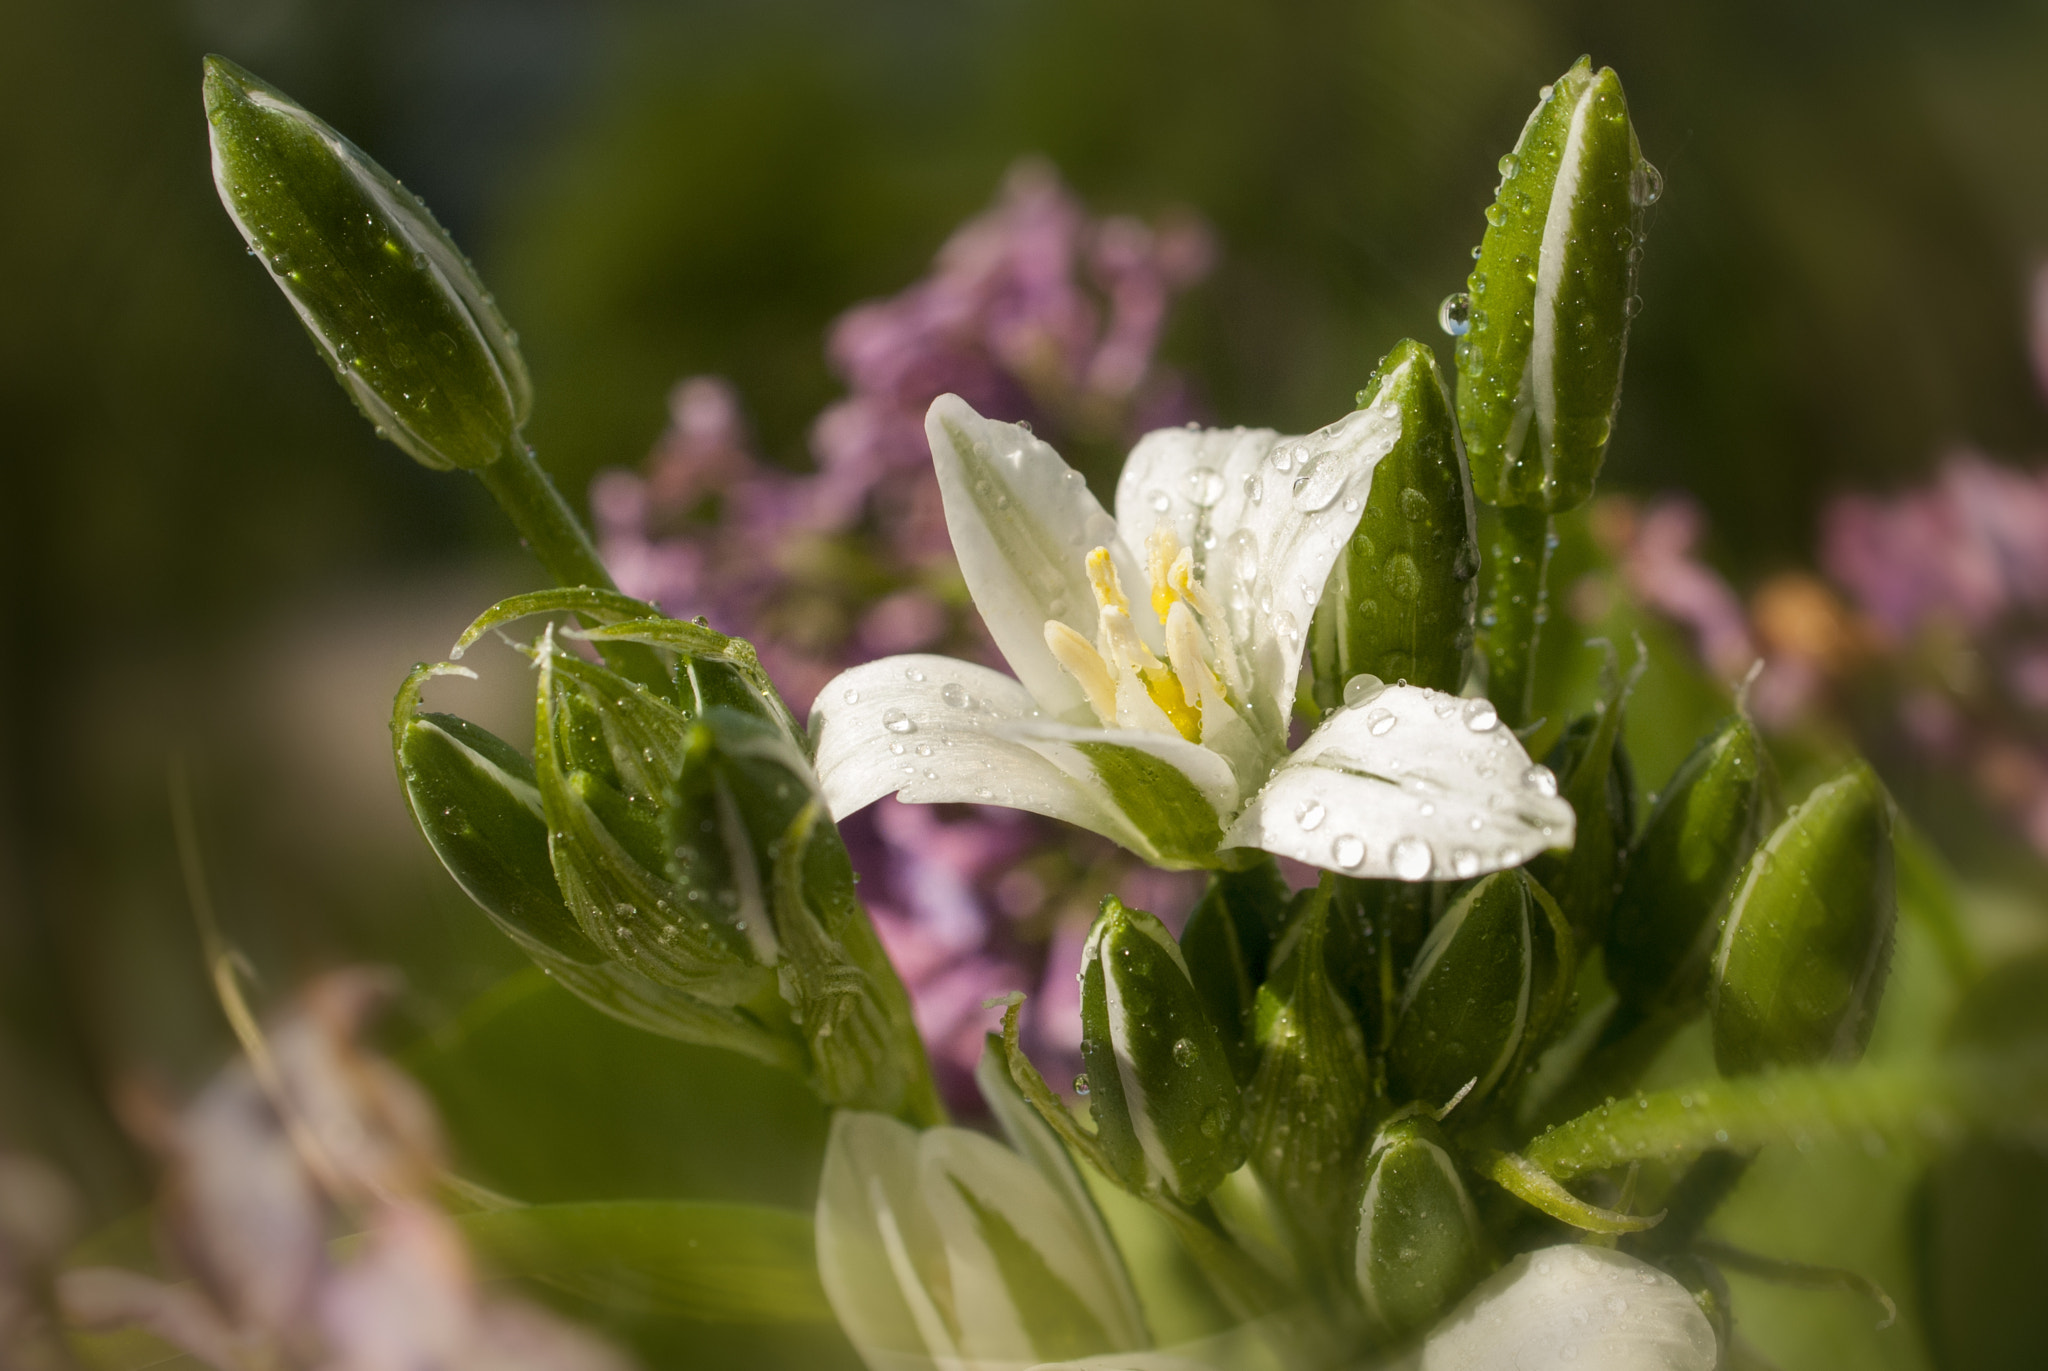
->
[6,0,2048,1362]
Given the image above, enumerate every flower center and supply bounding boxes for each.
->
[1043,526,1240,744]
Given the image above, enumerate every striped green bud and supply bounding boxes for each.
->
[1245,884,1372,1261]
[1179,859,1293,1082]
[1353,1116,1487,1341]
[1711,762,1897,1075]
[1606,714,1777,1019]
[1309,340,1479,704]
[1388,871,1537,1110]
[1079,898,1246,1202]
[1453,57,1655,512]
[204,56,530,471]
[1325,876,1436,1053]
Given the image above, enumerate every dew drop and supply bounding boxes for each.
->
[905,666,926,683]
[889,742,906,755]
[1274,610,1298,643]
[1184,466,1224,507]
[1498,153,1520,179]
[1438,291,1473,337]
[1243,473,1265,505]
[915,743,933,757]
[1290,455,1343,512]
[1296,799,1326,831]
[1522,764,1558,797]
[1148,488,1171,513]
[1462,698,1500,732]
[1343,673,1387,707]
[1398,486,1430,521]
[941,682,969,708]
[1630,160,1664,207]
[1332,834,1366,869]
[1451,847,1480,878]
[882,709,915,734]
[1073,1073,1091,1096]
[1366,707,1397,737]
[1391,837,1433,881]
[842,688,860,705]
[1172,1037,1198,1067]
[1270,445,1296,474]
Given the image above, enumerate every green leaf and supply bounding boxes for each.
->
[457,1201,830,1324]
[1309,340,1478,704]
[203,56,528,472]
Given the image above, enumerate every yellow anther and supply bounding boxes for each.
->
[1085,547,1131,616]
[1146,524,1184,625]
[1045,620,1119,726]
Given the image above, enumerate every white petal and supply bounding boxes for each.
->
[1003,720,1238,869]
[816,1112,961,1371]
[928,395,1147,718]
[810,656,1124,839]
[1221,684,1573,880]
[1421,1245,1717,1371]
[919,1129,1148,1361]
[1117,378,1412,730]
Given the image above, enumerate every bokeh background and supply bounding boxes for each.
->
[7,1,2048,1367]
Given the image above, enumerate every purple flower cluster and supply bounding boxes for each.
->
[592,162,1213,1103]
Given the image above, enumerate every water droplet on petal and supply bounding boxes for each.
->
[1462,698,1500,732]
[1148,488,1171,513]
[1343,673,1386,707]
[1243,473,1264,505]
[1184,466,1224,507]
[1366,707,1397,736]
[1332,834,1366,869]
[1451,847,1480,878]
[905,666,926,683]
[1391,837,1433,881]
[941,682,969,708]
[883,709,915,734]
[1296,799,1326,830]
[1523,764,1558,797]
[1290,454,1343,512]
[842,688,860,704]
[1439,292,1473,336]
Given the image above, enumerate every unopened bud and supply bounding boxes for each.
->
[1711,762,1896,1075]
[204,55,530,471]
[1529,645,1641,945]
[1079,898,1246,1202]
[1606,714,1776,1018]
[1454,57,1654,512]
[1178,860,1293,1083]
[1310,340,1479,703]
[1354,1116,1488,1342]
[1388,871,1537,1110]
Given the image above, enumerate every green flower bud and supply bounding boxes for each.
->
[1454,57,1655,512]
[1353,1116,1488,1341]
[1309,340,1479,705]
[1388,871,1537,1110]
[203,56,530,471]
[1179,859,1293,1082]
[1529,645,1642,945]
[1711,762,1897,1075]
[1245,883,1373,1262]
[1078,898,1246,1202]
[390,664,803,1069]
[1606,714,1777,1019]
[1325,876,1436,1054]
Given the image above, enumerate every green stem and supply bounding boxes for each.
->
[474,439,617,591]
[1482,503,1553,728]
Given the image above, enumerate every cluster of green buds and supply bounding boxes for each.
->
[207,44,1941,1371]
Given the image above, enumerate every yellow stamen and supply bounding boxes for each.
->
[1085,547,1130,616]
[1045,620,1119,726]
[1146,524,1183,625]
[1144,662,1202,742]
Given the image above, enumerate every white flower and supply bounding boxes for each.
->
[816,1111,1149,1371]
[1419,1245,1717,1371]
[810,380,1573,878]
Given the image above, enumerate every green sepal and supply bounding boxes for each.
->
[1244,880,1373,1265]
[1605,713,1777,1020]
[203,56,529,472]
[1454,57,1652,512]
[1529,641,1643,945]
[1388,871,1537,1111]
[1309,340,1478,704]
[1076,741,1227,869]
[1078,898,1246,1203]
[1179,859,1294,1082]
[1711,761,1897,1074]
[1352,1116,1488,1341]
